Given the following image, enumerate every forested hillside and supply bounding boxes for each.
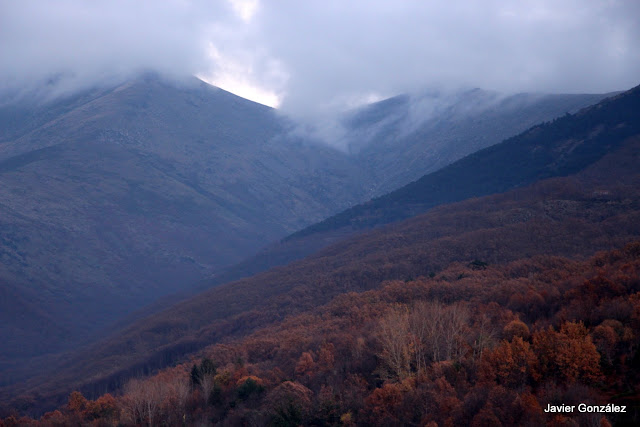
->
[1,75,603,380]
[6,240,640,425]
[3,1,638,425]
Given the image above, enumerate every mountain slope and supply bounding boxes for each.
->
[307,85,640,234]
[6,84,639,414]
[0,75,371,363]
[345,88,609,194]
[190,90,614,289]
[88,242,640,426]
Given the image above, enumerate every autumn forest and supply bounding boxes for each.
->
[5,240,640,426]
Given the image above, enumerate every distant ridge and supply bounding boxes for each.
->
[346,87,610,194]
[297,85,640,237]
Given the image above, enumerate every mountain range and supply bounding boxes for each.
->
[344,88,608,194]
[1,77,638,421]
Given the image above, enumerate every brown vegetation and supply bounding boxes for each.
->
[4,241,640,425]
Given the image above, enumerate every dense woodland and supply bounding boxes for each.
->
[3,240,640,425]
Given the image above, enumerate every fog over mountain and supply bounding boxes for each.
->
[2,1,639,115]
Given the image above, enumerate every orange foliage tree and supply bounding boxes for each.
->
[532,322,601,383]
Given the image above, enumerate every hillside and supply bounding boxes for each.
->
[0,76,609,372]
[304,85,640,234]
[0,79,629,414]
[6,118,640,415]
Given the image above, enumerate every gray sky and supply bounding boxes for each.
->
[1,0,639,115]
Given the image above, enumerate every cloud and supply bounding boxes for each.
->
[1,0,639,113]
[0,0,231,97]
[250,0,640,116]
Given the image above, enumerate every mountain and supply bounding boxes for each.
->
[4,82,638,416]
[0,74,373,365]
[315,87,639,231]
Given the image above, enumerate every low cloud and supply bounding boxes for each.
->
[253,0,640,118]
[0,0,230,97]
[2,1,639,115]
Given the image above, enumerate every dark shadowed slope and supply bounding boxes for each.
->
[6,84,639,414]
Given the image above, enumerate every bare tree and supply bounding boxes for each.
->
[163,374,190,424]
[122,377,166,427]
[411,301,446,363]
[378,302,471,380]
[409,301,470,364]
[441,303,470,361]
[471,314,498,361]
[408,301,431,373]
[122,379,146,425]
[199,372,215,405]
[377,307,412,380]
[144,379,164,427]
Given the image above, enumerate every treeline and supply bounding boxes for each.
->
[5,241,640,425]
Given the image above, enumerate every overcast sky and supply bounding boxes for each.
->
[1,0,639,116]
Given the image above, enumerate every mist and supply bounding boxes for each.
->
[2,0,639,117]
[0,0,228,99]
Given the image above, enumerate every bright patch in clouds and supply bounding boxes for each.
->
[345,92,387,109]
[199,42,284,108]
[228,0,259,22]
[200,72,281,108]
